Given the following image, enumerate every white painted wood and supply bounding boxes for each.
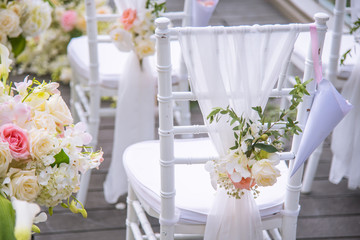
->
[301,0,347,194]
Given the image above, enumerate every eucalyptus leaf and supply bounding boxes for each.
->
[254,143,278,153]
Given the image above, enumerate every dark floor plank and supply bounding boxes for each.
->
[35,229,126,240]
[297,215,360,239]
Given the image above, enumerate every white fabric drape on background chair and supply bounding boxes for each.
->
[102,0,155,205]
[330,0,360,191]
[179,23,298,240]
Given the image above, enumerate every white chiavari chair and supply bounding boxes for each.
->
[298,0,360,193]
[122,13,329,240]
[67,0,195,205]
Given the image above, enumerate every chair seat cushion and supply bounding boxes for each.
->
[123,138,288,225]
[67,36,183,89]
[293,31,358,79]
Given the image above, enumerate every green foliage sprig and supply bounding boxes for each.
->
[207,77,312,157]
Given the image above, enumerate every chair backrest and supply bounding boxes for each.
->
[82,0,193,137]
[327,0,347,83]
[155,13,328,239]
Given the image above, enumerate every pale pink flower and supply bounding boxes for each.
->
[14,76,32,96]
[60,10,78,32]
[121,8,137,30]
[0,123,30,160]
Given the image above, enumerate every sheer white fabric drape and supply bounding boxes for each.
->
[329,0,360,190]
[178,26,298,239]
[330,53,360,189]
[103,0,155,204]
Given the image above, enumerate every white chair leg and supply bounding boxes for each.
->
[76,169,91,206]
[126,184,139,240]
[301,142,324,194]
[268,228,282,240]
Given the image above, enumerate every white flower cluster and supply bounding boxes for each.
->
[205,118,281,199]
[0,43,104,208]
[16,0,113,83]
[0,0,52,50]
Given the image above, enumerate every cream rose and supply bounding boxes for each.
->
[6,168,40,202]
[0,9,22,37]
[30,129,60,161]
[252,159,281,187]
[21,0,52,37]
[135,39,155,59]
[110,28,134,52]
[47,94,73,126]
[0,141,12,178]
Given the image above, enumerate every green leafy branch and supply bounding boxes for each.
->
[207,76,312,158]
[340,18,360,65]
[146,0,166,18]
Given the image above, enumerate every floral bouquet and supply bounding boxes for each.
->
[0,0,52,58]
[16,0,113,83]
[0,43,104,239]
[205,77,311,199]
[109,0,166,64]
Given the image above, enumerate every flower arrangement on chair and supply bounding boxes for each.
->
[109,0,166,65]
[205,77,311,199]
[15,0,113,83]
[0,43,104,240]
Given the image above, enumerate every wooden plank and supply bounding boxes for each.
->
[35,229,126,240]
[300,195,360,217]
[297,215,360,239]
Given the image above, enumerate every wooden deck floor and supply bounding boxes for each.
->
[30,0,360,239]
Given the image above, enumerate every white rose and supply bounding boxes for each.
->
[0,141,12,178]
[252,159,281,187]
[21,0,52,37]
[47,94,73,126]
[135,38,155,59]
[6,168,40,202]
[0,9,22,37]
[32,110,57,133]
[110,28,134,52]
[30,129,60,161]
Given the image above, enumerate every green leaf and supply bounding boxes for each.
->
[51,149,70,168]
[0,195,16,240]
[254,143,278,153]
[8,35,26,58]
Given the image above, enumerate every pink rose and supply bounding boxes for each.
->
[0,123,30,160]
[60,10,78,32]
[121,8,137,30]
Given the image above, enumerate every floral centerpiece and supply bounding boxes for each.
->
[205,77,311,198]
[0,0,52,58]
[0,43,104,240]
[16,0,113,83]
[109,0,166,65]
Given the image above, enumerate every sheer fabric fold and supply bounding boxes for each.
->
[178,26,298,239]
[103,53,155,203]
[330,53,360,189]
[103,0,155,204]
